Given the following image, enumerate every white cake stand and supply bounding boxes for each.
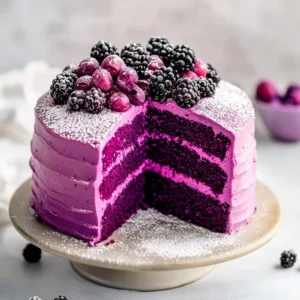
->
[9,179,280,291]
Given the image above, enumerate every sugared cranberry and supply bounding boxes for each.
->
[77,58,100,76]
[137,80,149,97]
[117,67,139,92]
[101,55,125,77]
[283,85,300,104]
[63,64,77,73]
[191,59,207,77]
[256,80,278,103]
[148,55,164,71]
[75,75,92,91]
[127,84,146,106]
[181,70,198,80]
[92,68,113,92]
[109,92,131,112]
[289,90,300,105]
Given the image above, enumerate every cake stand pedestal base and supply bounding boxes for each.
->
[9,179,281,291]
[71,262,213,291]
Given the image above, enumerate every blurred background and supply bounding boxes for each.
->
[1,0,300,94]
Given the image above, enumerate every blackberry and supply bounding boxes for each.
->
[120,43,149,77]
[170,45,196,73]
[149,66,178,102]
[67,90,86,111]
[196,77,216,98]
[85,87,107,113]
[54,297,68,300]
[206,63,220,84]
[280,250,297,268]
[173,78,200,108]
[50,72,78,105]
[146,37,174,65]
[23,244,42,263]
[91,41,118,64]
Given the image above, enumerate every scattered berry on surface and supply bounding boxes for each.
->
[54,296,68,300]
[146,37,174,65]
[91,40,118,64]
[256,80,278,103]
[181,70,198,80]
[77,58,100,76]
[50,72,78,104]
[170,45,196,73]
[127,84,146,106]
[120,43,149,77]
[92,68,113,92]
[116,67,139,92]
[29,296,42,300]
[280,250,297,268]
[173,78,200,108]
[67,90,86,111]
[101,55,126,77]
[74,75,92,91]
[206,63,220,84]
[148,55,165,71]
[191,58,207,77]
[149,66,178,102]
[85,87,107,113]
[23,244,42,263]
[195,77,216,98]
[109,92,131,112]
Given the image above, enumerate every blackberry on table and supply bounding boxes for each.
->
[120,43,149,77]
[196,77,216,98]
[149,66,178,102]
[90,41,118,64]
[50,72,78,105]
[206,63,221,84]
[170,45,196,73]
[85,87,107,113]
[173,78,200,108]
[280,250,297,268]
[54,296,68,300]
[67,90,86,111]
[23,244,42,263]
[146,36,174,65]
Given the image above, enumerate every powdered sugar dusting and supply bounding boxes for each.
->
[194,81,255,133]
[35,93,123,147]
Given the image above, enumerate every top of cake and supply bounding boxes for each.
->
[37,37,254,146]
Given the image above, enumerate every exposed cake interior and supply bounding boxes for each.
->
[31,81,256,245]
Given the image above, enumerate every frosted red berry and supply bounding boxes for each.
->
[92,68,113,92]
[127,84,146,106]
[77,58,100,76]
[109,92,131,112]
[148,55,164,71]
[181,70,198,80]
[116,67,139,92]
[191,59,207,77]
[74,75,92,91]
[101,55,126,77]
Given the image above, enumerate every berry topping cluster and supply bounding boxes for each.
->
[256,80,300,105]
[50,37,221,112]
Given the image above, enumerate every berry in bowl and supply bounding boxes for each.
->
[256,80,300,142]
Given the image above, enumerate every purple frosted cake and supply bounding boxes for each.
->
[30,38,257,245]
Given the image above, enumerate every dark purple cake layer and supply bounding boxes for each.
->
[100,173,145,240]
[146,138,227,194]
[99,143,146,200]
[102,113,145,172]
[144,171,230,233]
[146,107,231,160]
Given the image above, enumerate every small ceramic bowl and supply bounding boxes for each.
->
[257,101,300,142]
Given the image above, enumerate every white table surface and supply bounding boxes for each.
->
[0,131,299,300]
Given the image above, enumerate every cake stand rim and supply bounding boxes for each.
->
[9,179,281,272]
